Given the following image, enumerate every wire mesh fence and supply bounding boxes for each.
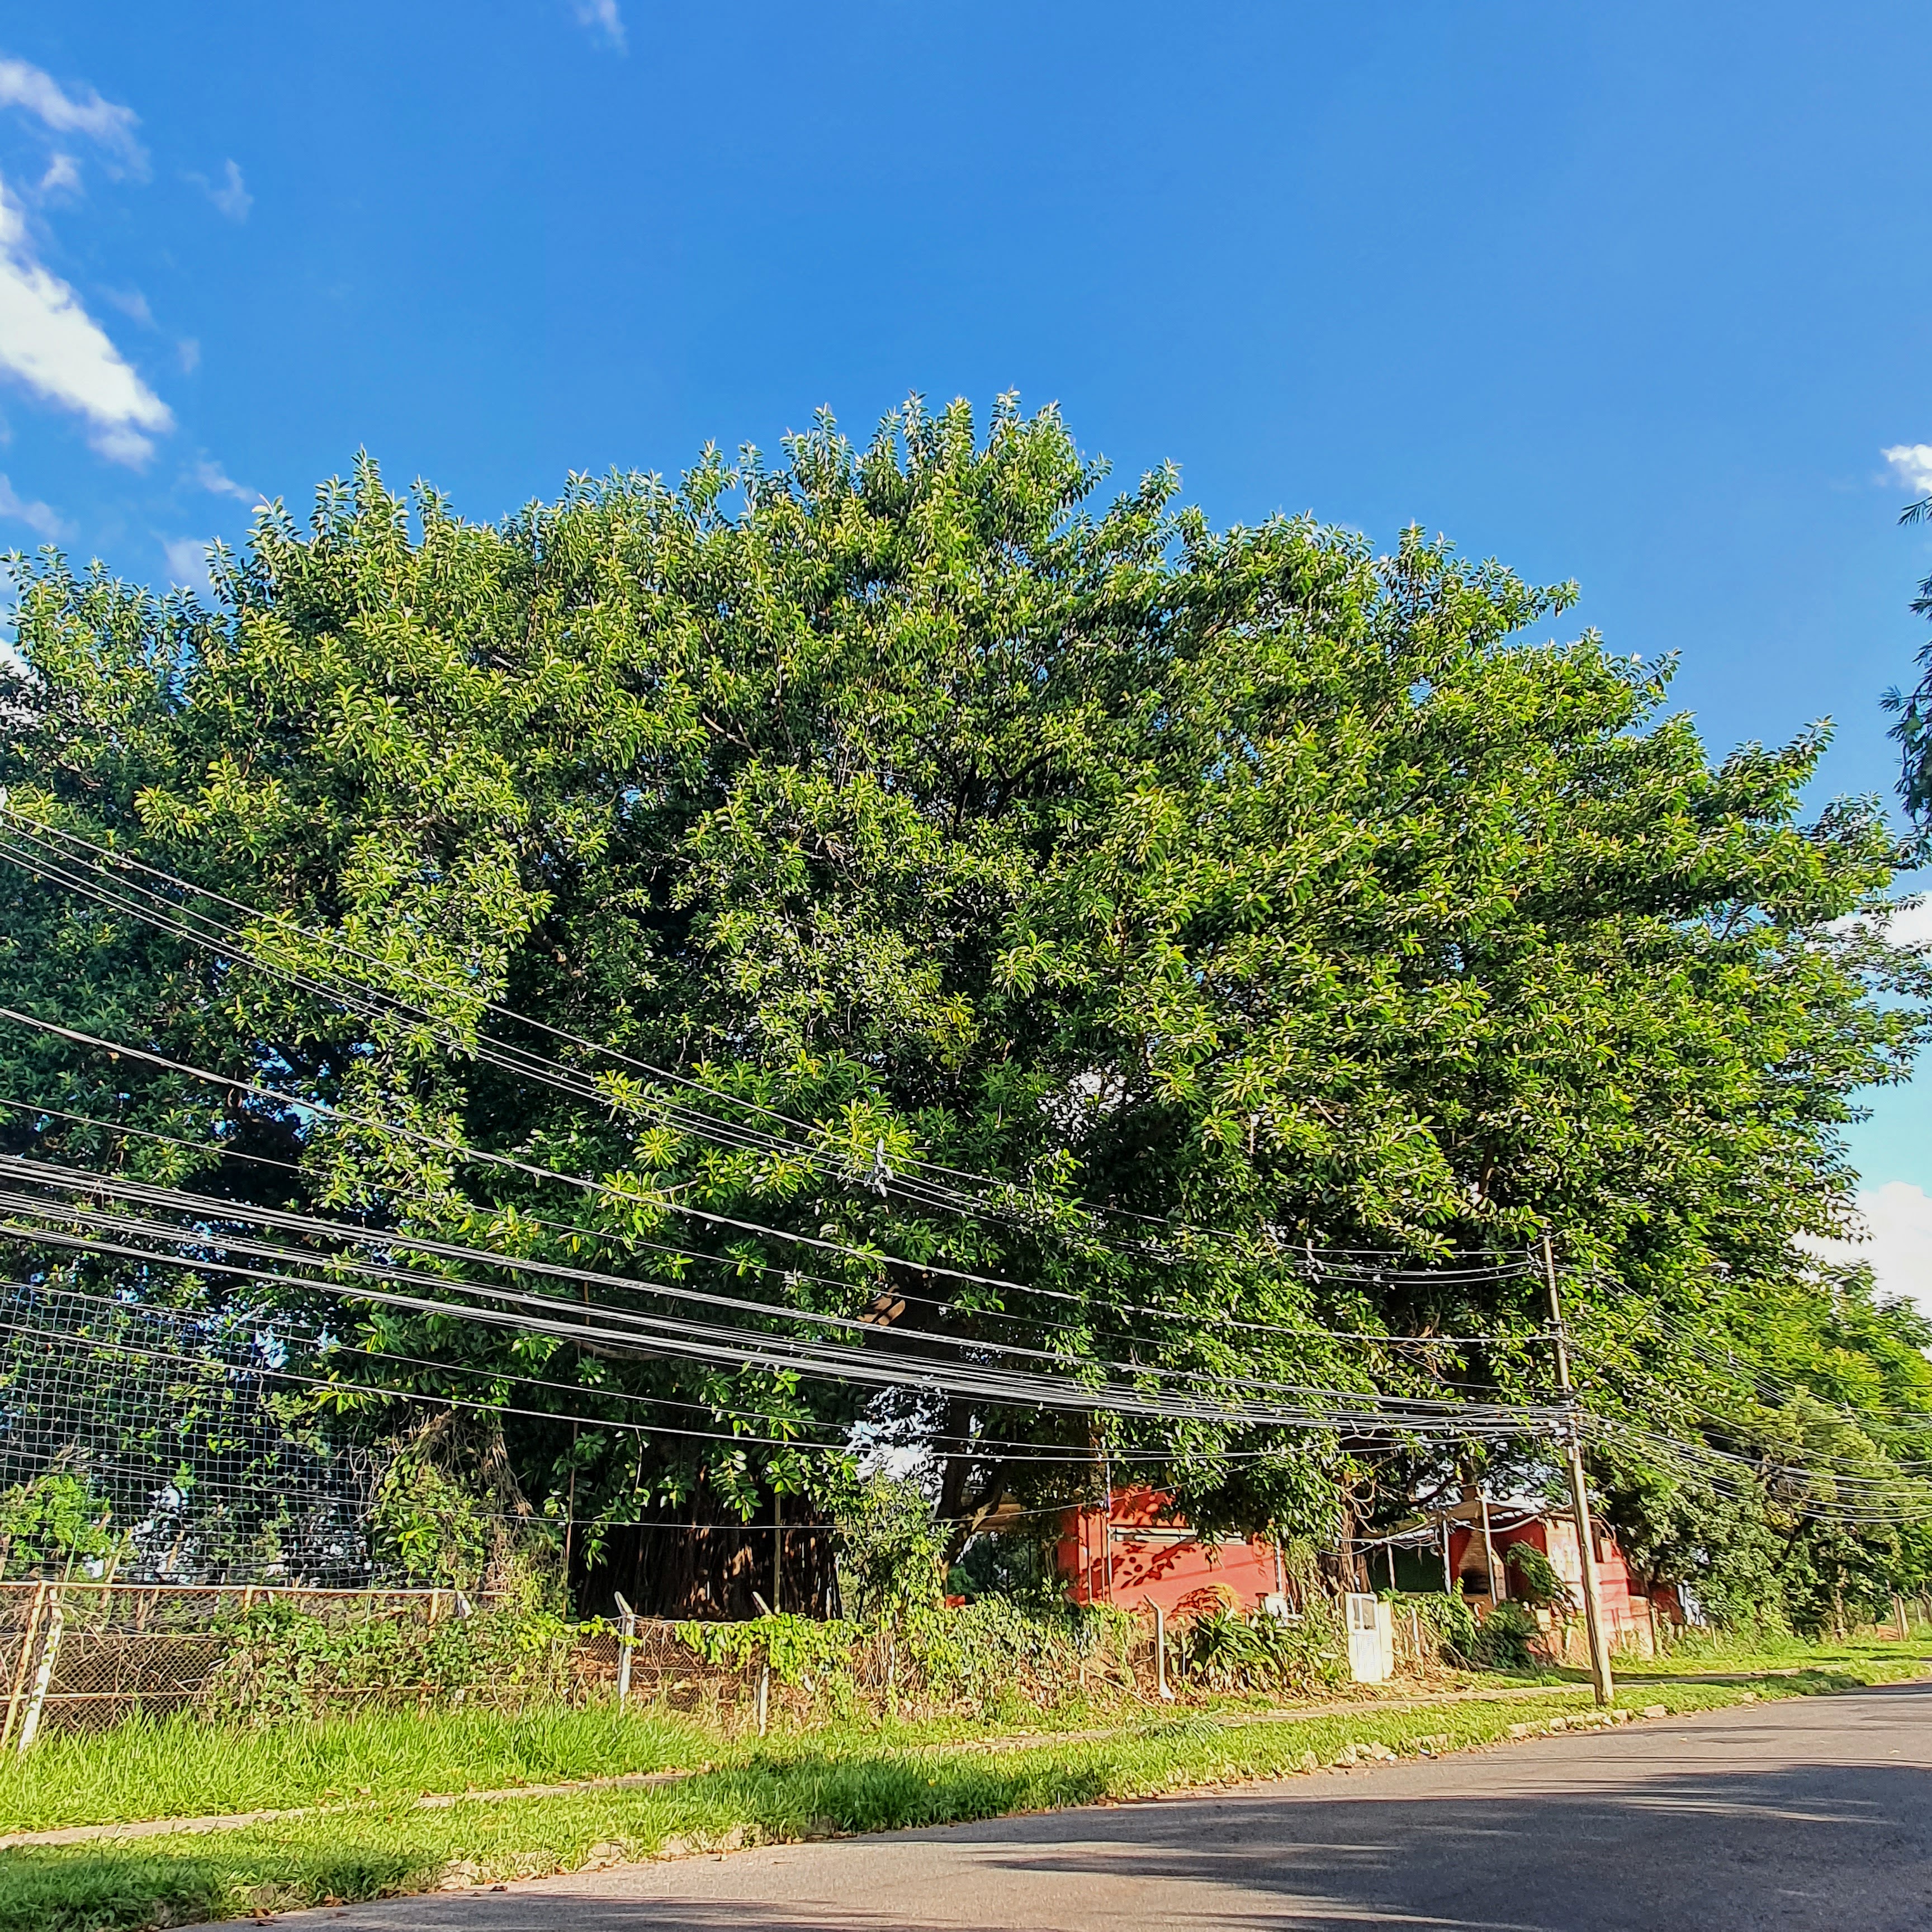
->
[0,1282,380,1588]
[0,1580,749,1740]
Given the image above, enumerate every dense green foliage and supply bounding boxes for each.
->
[202,1600,581,1725]
[1173,1600,1344,1694]
[4,395,1930,1628]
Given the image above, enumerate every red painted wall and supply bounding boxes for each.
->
[1056,1486,1283,1616]
[1444,1516,1672,1641]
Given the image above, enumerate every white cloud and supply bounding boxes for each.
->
[160,535,211,591]
[1828,896,1932,951]
[190,158,251,223]
[0,174,172,464]
[570,0,627,51]
[37,153,80,197]
[0,473,66,539]
[177,337,200,375]
[1883,444,1932,497]
[1812,1181,1932,1318]
[1881,897,1932,950]
[0,57,144,174]
[193,458,255,504]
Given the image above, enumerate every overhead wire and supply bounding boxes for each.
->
[0,813,1537,1281]
[0,1172,1564,1437]
[0,1093,1541,1370]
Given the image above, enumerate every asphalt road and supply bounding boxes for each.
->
[254,1680,1932,1932]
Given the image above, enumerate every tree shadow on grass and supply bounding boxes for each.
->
[0,1839,432,1932]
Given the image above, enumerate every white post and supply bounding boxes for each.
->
[0,1583,45,1753]
[1153,1603,1172,1700]
[16,1591,62,1753]
[613,1591,636,1708]
[1479,1488,1503,1601]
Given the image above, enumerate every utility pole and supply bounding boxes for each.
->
[1543,1232,1613,1706]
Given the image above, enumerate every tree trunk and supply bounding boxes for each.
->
[575,1479,841,1620]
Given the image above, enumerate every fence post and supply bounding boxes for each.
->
[0,1582,46,1752]
[1152,1603,1172,1701]
[613,1592,636,1708]
[755,1660,770,1737]
[16,1589,63,1753]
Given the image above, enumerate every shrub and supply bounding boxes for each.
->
[1401,1590,1480,1664]
[1469,1600,1541,1671]
[201,1602,577,1725]
[1175,1603,1344,1696]
[834,1476,947,1622]
[1504,1544,1571,1611]
[0,1470,117,1576]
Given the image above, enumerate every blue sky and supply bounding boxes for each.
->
[4,3,1932,1272]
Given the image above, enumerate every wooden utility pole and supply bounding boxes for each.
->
[1543,1233,1614,1706]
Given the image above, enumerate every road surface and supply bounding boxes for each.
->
[245,1680,1932,1931]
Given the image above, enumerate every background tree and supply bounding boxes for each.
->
[1885,491,1932,830]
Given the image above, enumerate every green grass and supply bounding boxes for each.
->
[0,1680,1485,1838]
[1620,1629,1932,1678]
[0,1705,710,1836]
[2,1645,1926,1932]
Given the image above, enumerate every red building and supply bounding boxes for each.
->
[1055,1485,1287,1617]
[1051,1484,1683,1662]
[1427,1493,1682,1658]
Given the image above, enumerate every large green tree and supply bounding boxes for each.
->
[4,396,1928,1616]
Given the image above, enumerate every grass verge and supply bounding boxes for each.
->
[2,1648,1926,1932]
[0,1706,710,1838]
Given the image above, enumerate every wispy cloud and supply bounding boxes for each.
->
[177,338,200,375]
[0,175,173,465]
[1883,444,1932,497]
[37,153,80,197]
[160,534,211,591]
[0,56,145,175]
[101,286,154,327]
[0,472,67,539]
[193,457,256,504]
[1881,897,1932,950]
[188,158,251,223]
[570,0,627,52]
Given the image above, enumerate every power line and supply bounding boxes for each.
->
[0,1095,1546,1360]
[0,813,1537,1278]
[4,1201,1562,1442]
